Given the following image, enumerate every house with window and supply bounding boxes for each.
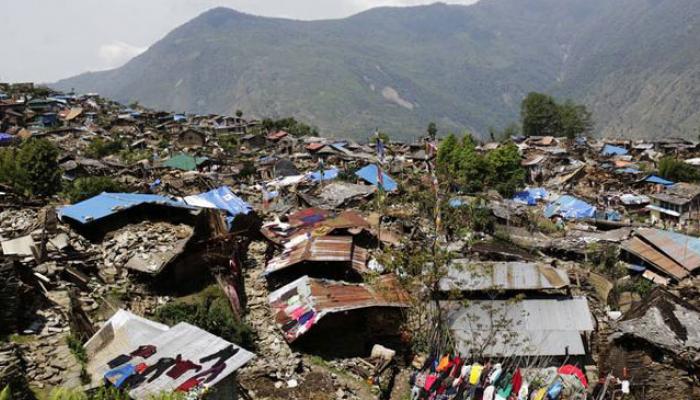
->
[647,183,700,225]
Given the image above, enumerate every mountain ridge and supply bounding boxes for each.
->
[54,0,700,140]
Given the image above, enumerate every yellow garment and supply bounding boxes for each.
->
[533,388,547,400]
[469,363,483,385]
[436,356,450,372]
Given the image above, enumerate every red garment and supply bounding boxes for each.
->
[176,377,204,392]
[135,363,148,374]
[512,368,523,394]
[558,365,588,388]
[166,355,202,379]
[424,374,438,391]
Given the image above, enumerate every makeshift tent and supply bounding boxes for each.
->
[544,195,596,220]
[601,144,628,156]
[513,188,548,205]
[184,186,251,216]
[163,153,208,171]
[308,168,339,182]
[354,164,398,192]
[184,186,253,230]
[0,133,15,145]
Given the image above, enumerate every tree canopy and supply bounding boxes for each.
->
[521,92,593,138]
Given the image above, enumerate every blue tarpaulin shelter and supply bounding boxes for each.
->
[643,175,674,186]
[601,144,628,156]
[0,133,15,144]
[184,186,253,230]
[309,168,339,182]
[355,164,398,192]
[57,193,194,224]
[513,188,549,205]
[544,195,596,220]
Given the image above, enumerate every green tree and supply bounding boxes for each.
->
[14,139,61,196]
[85,137,123,159]
[62,177,126,203]
[559,100,593,139]
[659,156,700,182]
[486,142,526,197]
[427,122,437,140]
[521,92,561,137]
[436,134,460,176]
[235,110,243,118]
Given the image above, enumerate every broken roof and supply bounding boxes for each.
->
[438,261,570,292]
[650,182,700,205]
[268,275,410,343]
[85,309,254,399]
[444,297,594,357]
[621,228,700,280]
[316,182,375,208]
[613,288,700,357]
[57,192,196,225]
[265,235,366,276]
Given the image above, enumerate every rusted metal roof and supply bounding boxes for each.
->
[634,228,700,273]
[265,236,355,275]
[266,130,289,141]
[438,261,570,292]
[268,275,410,342]
[621,236,690,280]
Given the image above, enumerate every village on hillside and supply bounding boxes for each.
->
[1,83,699,400]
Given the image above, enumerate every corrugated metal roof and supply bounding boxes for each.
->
[438,261,570,292]
[444,297,593,356]
[622,237,689,280]
[57,192,196,224]
[85,309,254,399]
[265,236,355,275]
[636,228,700,272]
[268,275,410,342]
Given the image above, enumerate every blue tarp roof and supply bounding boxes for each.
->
[0,133,14,143]
[183,186,253,229]
[309,168,339,182]
[354,164,398,192]
[57,193,194,224]
[644,175,674,186]
[601,144,628,156]
[513,188,549,206]
[544,195,596,220]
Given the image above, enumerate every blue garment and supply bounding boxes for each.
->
[104,363,136,388]
[546,379,563,400]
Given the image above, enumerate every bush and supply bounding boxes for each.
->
[63,177,126,203]
[0,139,61,196]
[85,137,123,159]
[659,156,700,182]
[154,285,254,349]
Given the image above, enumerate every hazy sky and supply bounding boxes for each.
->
[1,0,479,84]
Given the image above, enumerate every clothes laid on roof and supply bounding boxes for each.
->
[354,164,398,192]
[544,195,596,220]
